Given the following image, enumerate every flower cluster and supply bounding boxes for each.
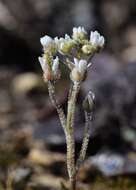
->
[38,27,105,83]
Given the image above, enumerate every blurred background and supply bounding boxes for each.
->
[0,0,136,189]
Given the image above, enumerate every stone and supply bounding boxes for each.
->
[12,72,45,96]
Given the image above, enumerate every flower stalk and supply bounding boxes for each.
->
[47,81,66,134]
[76,111,93,171]
[66,82,80,185]
[38,27,105,190]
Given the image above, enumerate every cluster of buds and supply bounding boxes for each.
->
[39,27,105,83]
[55,34,75,55]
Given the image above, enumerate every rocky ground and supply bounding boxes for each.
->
[0,58,136,189]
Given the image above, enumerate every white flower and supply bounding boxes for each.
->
[74,58,91,74]
[73,26,87,35]
[72,26,87,40]
[64,34,71,40]
[40,35,54,47]
[52,56,61,80]
[38,56,49,72]
[70,58,91,82]
[90,31,105,47]
[54,34,71,45]
[38,56,60,81]
[52,56,59,74]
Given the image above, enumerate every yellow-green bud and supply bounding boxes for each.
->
[60,41,74,54]
[82,44,94,55]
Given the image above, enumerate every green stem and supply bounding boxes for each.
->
[66,82,80,188]
[76,111,93,171]
[48,81,66,134]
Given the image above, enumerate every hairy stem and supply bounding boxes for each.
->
[70,175,76,190]
[66,82,80,189]
[76,111,93,171]
[48,81,66,134]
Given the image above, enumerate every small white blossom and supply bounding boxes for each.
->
[52,56,59,74]
[90,31,105,47]
[74,58,91,74]
[73,26,87,35]
[74,58,87,74]
[54,37,63,45]
[72,26,87,40]
[55,34,71,46]
[54,36,59,44]
[38,56,60,81]
[70,58,92,81]
[64,34,71,40]
[38,56,49,72]
[40,35,54,47]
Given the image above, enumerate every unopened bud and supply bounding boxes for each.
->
[72,27,87,41]
[83,91,95,112]
[40,35,57,55]
[82,44,94,55]
[70,68,83,82]
[60,41,74,54]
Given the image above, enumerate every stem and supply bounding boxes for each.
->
[70,175,76,190]
[76,111,93,171]
[66,82,80,189]
[48,81,66,134]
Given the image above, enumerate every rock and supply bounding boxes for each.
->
[30,174,63,190]
[121,46,136,63]
[84,151,136,177]
[89,153,125,176]
[12,168,32,183]
[12,72,45,97]
[28,149,65,166]
[124,26,136,47]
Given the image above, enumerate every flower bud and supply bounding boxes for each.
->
[60,41,74,54]
[40,35,53,47]
[70,68,83,82]
[82,44,94,55]
[40,35,57,55]
[83,91,95,112]
[72,27,87,41]
[90,31,105,49]
[55,35,75,55]
[38,55,53,82]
